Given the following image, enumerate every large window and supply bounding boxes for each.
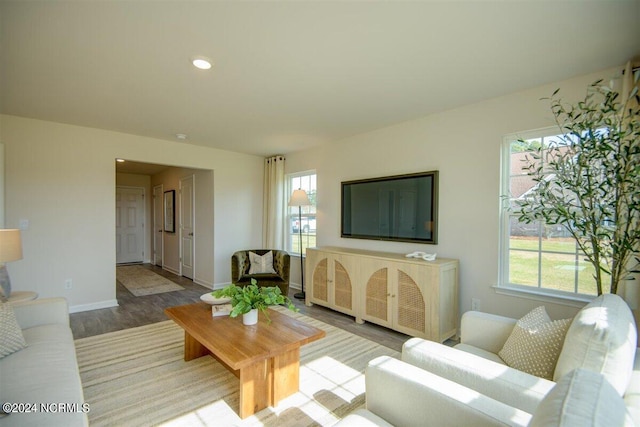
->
[287,171,317,256]
[500,129,601,298]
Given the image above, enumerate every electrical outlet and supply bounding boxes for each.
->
[64,279,73,290]
[471,298,481,311]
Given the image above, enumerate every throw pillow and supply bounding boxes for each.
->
[0,302,27,358]
[248,251,277,275]
[529,368,634,427]
[498,306,571,380]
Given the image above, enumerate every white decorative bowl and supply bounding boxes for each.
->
[200,293,231,305]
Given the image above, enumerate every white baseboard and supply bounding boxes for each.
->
[193,277,214,289]
[289,282,301,291]
[69,299,119,313]
[212,282,232,290]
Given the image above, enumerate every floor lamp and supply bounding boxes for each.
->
[288,189,311,300]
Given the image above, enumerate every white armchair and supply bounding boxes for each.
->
[336,294,639,427]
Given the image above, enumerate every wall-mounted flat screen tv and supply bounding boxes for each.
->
[341,171,438,244]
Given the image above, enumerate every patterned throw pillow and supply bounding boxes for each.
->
[248,251,277,275]
[0,302,27,358]
[498,306,572,380]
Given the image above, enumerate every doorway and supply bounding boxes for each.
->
[115,161,214,288]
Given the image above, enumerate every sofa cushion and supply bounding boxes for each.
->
[0,302,27,358]
[403,337,555,414]
[498,306,571,380]
[554,294,637,395]
[248,250,276,274]
[529,368,634,427]
[0,324,88,426]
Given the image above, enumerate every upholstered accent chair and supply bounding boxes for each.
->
[231,249,291,296]
[335,293,640,427]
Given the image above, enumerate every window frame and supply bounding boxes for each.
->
[497,127,595,306]
[286,170,317,257]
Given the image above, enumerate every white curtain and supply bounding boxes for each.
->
[263,155,286,249]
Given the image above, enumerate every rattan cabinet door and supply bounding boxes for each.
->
[361,259,392,328]
[306,249,329,306]
[329,254,358,317]
[392,264,429,338]
[305,249,358,318]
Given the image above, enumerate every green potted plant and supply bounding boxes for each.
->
[515,70,639,296]
[212,278,298,325]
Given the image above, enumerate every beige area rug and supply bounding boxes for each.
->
[116,265,184,296]
[74,306,400,427]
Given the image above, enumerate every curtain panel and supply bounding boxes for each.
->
[263,155,286,249]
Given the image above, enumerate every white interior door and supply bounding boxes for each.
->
[116,187,145,264]
[153,184,163,266]
[180,175,195,279]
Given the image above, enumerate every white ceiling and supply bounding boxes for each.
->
[1,1,639,158]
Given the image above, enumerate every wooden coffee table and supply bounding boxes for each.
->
[164,302,325,418]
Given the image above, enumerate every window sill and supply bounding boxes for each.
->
[492,284,593,308]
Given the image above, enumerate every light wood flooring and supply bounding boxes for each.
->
[70,263,440,352]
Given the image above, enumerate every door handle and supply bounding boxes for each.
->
[189,232,194,236]
[158,229,163,232]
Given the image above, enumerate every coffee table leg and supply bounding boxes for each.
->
[272,348,300,405]
[184,331,209,361]
[239,359,272,419]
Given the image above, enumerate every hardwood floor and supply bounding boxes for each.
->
[70,263,452,352]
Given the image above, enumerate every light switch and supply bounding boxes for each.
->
[19,219,29,230]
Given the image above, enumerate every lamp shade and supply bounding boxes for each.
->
[0,229,23,263]
[288,189,311,207]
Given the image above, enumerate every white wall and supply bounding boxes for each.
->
[1,115,264,312]
[286,67,629,321]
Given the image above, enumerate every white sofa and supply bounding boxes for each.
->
[0,298,88,427]
[337,294,640,426]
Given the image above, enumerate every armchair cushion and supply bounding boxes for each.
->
[402,337,555,414]
[365,355,532,427]
[529,368,634,427]
[554,294,637,395]
[498,306,571,380]
[248,250,277,274]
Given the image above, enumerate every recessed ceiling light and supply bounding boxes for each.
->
[116,158,125,163]
[191,56,212,70]
[176,133,188,140]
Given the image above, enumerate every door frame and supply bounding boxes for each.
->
[153,184,164,267]
[179,175,195,279]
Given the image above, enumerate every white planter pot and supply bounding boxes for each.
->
[243,308,258,325]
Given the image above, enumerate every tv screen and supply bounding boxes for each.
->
[341,171,438,244]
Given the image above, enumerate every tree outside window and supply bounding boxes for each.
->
[501,131,601,297]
